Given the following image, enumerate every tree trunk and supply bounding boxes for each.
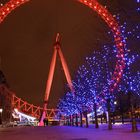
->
[112,112,115,124]
[104,112,107,124]
[131,105,138,132]
[80,112,83,127]
[70,115,72,126]
[94,103,99,128]
[121,112,124,124]
[107,98,112,130]
[76,114,78,127]
[66,117,69,125]
[72,115,74,126]
[85,111,89,128]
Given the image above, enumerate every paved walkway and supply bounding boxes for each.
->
[0,124,140,140]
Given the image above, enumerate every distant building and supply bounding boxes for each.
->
[0,70,13,124]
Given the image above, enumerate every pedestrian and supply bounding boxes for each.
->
[43,118,47,126]
[46,118,48,126]
[0,118,2,125]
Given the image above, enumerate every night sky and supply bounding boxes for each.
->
[0,0,139,108]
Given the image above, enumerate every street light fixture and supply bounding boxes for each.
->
[0,108,3,125]
[114,101,117,105]
[0,108,3,113]
[14,108,18,112]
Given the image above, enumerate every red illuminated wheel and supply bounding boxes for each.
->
[0,0,125,93]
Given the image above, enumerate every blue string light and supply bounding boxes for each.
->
[58,18,140,116]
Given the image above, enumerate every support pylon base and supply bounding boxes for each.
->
[38,111,46,126]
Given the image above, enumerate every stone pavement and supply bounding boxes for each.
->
[0,124,140,140]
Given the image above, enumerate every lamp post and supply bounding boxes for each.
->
[0,108,3,125]
[131,104,138,132]
[107,98,112,130]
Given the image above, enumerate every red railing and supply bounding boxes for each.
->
[0,84,58,119]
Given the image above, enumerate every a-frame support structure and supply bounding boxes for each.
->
[39,33,74,126]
